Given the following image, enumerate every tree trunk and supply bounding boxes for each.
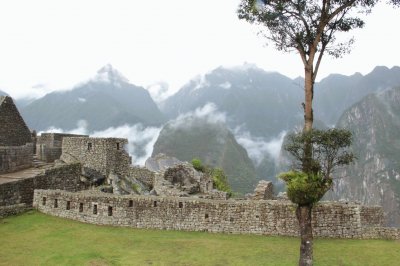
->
[303,66,314,173]
[297,204,313,266]
[303,66,314,133]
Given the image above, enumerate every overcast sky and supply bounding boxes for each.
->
[0,0,399,99]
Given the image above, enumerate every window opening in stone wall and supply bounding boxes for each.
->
[108,206,113,216]
[42,197,46,206]
[129,200,133,207]
[116,143,120,150]
[256,215,259,219]
[87,143,92,151]
[205,213,209,219]
[230,217,234,222]
[179,202,183,208]
[54,199,58,208]
[79,203,83,212]
[153,201,157,207]
[66,201,71,210]
[93,204,98,215]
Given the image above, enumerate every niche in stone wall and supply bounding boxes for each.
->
[87,143,92,151]
[205,213,209,219]
[93,204,98,215]
[179,202,183,208]
[129,200,133,207]
[116,143,120,150]
[108,206,113,216]
[79,203,83,212]
[54,199,58,208]
[153,201,157,207]
[42,197,46,206]
[66,201,71,210]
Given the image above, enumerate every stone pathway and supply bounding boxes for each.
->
[0,159,54,184]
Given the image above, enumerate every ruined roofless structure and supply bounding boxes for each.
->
[0,96,33,174]
[0,96,32,146]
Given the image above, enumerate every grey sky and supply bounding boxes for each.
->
[0,0,399,99]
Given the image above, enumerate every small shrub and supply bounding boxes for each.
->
[211,168,233,197]
[191,158,205,172]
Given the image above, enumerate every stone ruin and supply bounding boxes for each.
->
[0,96,33,174]
[1,96,399,239]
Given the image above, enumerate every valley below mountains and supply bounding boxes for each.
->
[2,64,400,226]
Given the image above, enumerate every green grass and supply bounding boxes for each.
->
[0,211,399,266]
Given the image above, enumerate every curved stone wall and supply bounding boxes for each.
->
[33,189,396,239]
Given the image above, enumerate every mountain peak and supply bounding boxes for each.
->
[94,64,129,83]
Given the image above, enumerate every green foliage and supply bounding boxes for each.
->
[131,183,141,194]
[191,158,232,196]
[191,158,205,172]
[278,129,354,205]
[238,0,376,61]
[278,171,332,206]
[211,168,233,197]
[284,128,355,178]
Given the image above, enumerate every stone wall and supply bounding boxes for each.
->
[36,133,88,162]
[33,190,393,239]
[0,144,33,174]
[129,166,155,189]
[61,137,131,178]
[0,163,88,207]
[0,204,31,219]
[0,96,32,146]
[360,206,384,227]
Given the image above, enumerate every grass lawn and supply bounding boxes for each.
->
[0,211,399,266]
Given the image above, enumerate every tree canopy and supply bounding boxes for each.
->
[238,0,399,82]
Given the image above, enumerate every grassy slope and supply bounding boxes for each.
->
[1,211,399,266]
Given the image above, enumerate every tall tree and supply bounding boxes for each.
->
[238,0,398,265]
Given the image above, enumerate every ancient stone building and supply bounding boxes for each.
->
[60,137,131,180]
[36,133,88,162]
[33,189,400,240]
[0,96,33,174]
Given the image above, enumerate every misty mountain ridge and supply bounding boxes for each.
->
[327,86,400,226]
[162,64,304,139]
[21,65,165,132]
[152,109,259,194]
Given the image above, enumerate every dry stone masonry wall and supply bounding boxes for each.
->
[0,144,33,174]
[36,133,88,163]
[0,96,33,174]
[33,189,397,239]
[0,96,32,146]
[0,164,88,207]
[61,137,131,178]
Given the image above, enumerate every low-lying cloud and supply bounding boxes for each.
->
[169,102,227,129]
[235,130,287,166]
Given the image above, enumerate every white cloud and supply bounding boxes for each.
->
[1,1,399,100]
[92,124,161,166]
[146,82,171,104]
[219,81,232,89]
[78,97,86,103]
[235,130,286,166]
[192,74,210,91]
[169,103,227,129]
